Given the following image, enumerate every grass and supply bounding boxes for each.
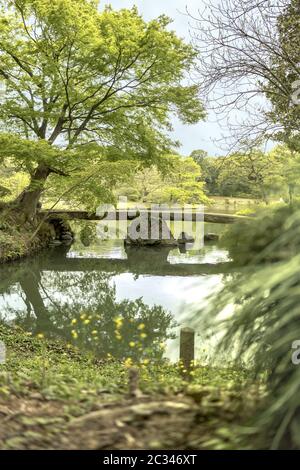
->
[0,322,251,400]
[0,322,260,449]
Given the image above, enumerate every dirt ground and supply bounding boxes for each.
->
[0,386,252,450]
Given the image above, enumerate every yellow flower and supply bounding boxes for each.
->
[36,333,44,339]
[91,330,97,335]
[114,330,122,340]
[66,343,72,349]
[71,319,77,325]
[138,323,145,330]
[129,341,136,348]
[124,358,133,368]
[140,333,147,339]
[114,317,123,329]
[142,359,149,365]
[71,330,78,339]
[80,313,86,320]
[83,319,90,325]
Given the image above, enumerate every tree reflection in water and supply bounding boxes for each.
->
[0,254,176,363]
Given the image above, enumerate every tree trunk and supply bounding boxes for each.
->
[19,272,52,332]
[13,163,50,221]
[288,184,294,206]
[259,184,269,205]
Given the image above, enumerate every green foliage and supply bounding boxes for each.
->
[0,322,128,402]
[216,151,277,201]
[0,321,254,450]
[191,145,300,202]
[117,154,209,205]
[196,203,300,448]
[0,172,29,201]
[236,208,257,216]
[220,203,300,266]
[0,185,11,198]
[190,149,208,165]
[0,0,205,212]
[79,223,97,247]
[192,154,220,195]
[158,155,209,204]
[0,134,140,209]
[268,145,300,203]
[0,320,250,401]
[0,210,53,262]
[116,166,164,203]
[265,0,300,152]
[0,263,175,363]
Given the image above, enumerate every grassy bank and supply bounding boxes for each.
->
[0,323,261,450]
[0,210,53,263]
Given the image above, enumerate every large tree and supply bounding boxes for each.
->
[0,0,204,220]
[266,0,300,150]
[216,150,283,202]
[116,154,209,204]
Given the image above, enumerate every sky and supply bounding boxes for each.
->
[100,1,228,156]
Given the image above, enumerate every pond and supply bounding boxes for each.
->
[0,222,230,364]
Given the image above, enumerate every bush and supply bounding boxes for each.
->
[194,203,300,448]
[220,203,300,265]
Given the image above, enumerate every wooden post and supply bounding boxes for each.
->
[128,367,140,398]
[179,327,195,380]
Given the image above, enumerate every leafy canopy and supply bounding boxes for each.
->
[116,155,209,205]
[264,0,300,151]
[191,146,300,202]
[0,0,205,206]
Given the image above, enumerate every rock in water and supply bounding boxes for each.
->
[204,233,219,242]
[50,240,62,246]
[125,213,178,247]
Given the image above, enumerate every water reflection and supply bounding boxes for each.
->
[0,233,229,362]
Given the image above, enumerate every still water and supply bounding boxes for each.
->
[0,222,230,363]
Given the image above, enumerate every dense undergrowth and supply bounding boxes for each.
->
[0,208,52,263]
[220,203,299,266]
[198,203,300,449]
